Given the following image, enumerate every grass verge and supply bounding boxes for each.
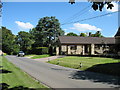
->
[47,56,120,76]
[0,56,48,89]
[30,54,50,59]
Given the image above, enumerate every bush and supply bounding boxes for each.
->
[32,47,48,55]
[3,53,7,56]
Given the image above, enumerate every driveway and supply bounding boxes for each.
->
[5,56,120,88]
[31,56,65,62]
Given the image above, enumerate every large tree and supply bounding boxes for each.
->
[32,16,64,55]
[16,31,34,54]
[2,27,19,55]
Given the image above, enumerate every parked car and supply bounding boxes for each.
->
[18,51,25,57]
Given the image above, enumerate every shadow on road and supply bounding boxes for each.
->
[69,62,120,86]
[85,62,120,77]
[69,70,120,86]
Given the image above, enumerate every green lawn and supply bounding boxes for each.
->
[0,56,48,89]
[29,54,50,59]
[48,56,120,76]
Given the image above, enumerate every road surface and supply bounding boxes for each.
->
[5,56,120,88]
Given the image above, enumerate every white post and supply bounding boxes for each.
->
[82,45,85,55]
[91,44,95,55]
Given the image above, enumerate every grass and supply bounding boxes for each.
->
[0,56,48,89]
[25,54,36,58]
[47,56,120,76]
[30,54,50,59]
[25,54,36,57]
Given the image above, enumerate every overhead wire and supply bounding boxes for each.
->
[61,10,120,26]
[62,5,91,24]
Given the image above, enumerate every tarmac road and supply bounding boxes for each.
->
[5,55,120,88]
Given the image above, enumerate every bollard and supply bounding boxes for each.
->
[80,63,82,68]
[48,58,50,62]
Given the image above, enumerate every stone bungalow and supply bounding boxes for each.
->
[56,36,115,55]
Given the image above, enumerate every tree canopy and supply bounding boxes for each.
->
[30,16,64,55]
[16,31,34,54]
[69,0,115,11]
[2,27,20,55]
[66,32,78,36]
[80,33,87,37]
[89,31,103,37]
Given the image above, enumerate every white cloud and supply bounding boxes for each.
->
[65,32,68,35]
[15,21,34,29]
[105,2,119,12]
[70,23,102,31]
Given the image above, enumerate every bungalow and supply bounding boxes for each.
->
[56,36,115,55]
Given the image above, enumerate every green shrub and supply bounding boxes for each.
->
[33,47,48,55]
[41,47,48,54]
[3,53,7,56]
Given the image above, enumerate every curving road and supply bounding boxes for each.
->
[5,55,119,88]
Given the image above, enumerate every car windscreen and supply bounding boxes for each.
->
[19,51,24,53]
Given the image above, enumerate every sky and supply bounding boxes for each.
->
[2,1,120,37]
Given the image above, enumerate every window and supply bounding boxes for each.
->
[70,45,77,50]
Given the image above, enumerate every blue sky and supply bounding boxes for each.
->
[2,2,120,37]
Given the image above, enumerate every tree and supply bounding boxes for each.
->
[34,16,64,55]
[88,31,103,37]
[2,27,19,55]
[0,27,2,50]
[80,33,87,37]
[16,31,34,54]
[0,1,2,17]
[69,0,115,11]
[66,32,78,36]
[92,31,103,37]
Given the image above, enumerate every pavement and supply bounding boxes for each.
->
[5,55,120,88]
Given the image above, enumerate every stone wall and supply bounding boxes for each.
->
[0,50,2,56]
[56,47,59,55]
[60,45,83,55]
[76,45,82,54]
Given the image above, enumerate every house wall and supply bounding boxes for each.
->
[60,45,85,55]
[56,44,114,55]
[91,44,94,55]
[67,45,82,55]
[76,45,82,54]
[94,45,103,54]
[56,47,59,55]
[0,50,2,56]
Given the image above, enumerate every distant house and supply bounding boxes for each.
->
[56,36,115,55]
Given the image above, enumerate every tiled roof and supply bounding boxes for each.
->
[58,36,115,44]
